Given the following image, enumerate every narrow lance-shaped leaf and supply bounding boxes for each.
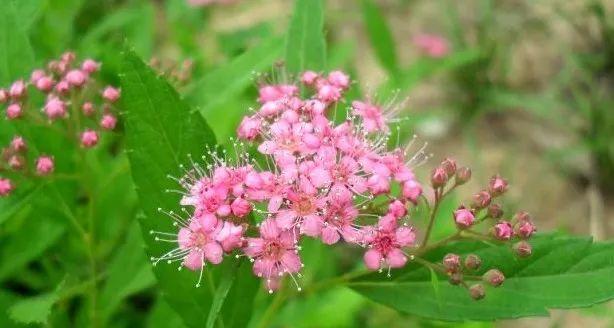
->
[348,234,614,321]
[120,49,259,328]
[360,0,399,75]
[285,0,326,74]
[0,1,35,84]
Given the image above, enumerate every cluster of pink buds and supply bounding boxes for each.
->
[153,69,536,298]
[0,135,55,197]
[0,52,120,195]
[427,158,537,299]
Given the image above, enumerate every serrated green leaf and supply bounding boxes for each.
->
[348,234,614,321]
[99,221,156,323]
[360,0,398,75]
[120,49,259,328]
[285,0,326,73]
[0,1,35,85]
[8,280,65,325]
[186,35,283,136]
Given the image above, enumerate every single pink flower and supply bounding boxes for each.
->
[176,214,225,274]
[244,219,302,292]
[363,215,415,271]
[352,101,387,133]
[237,115,262,141]
[493,221,513,240]
[102,86,121,102]
[9,80,26,99]
[65,69,88,87]
[35,76,54,92]
[44,97,67,120]
[81,59,100,74]
[82,102,95,116]
[6,103,23,119]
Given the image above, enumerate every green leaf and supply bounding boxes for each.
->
[10,0,44,30]
[99,221,156,323]
[349,234,614,321]
[8,281,65,325]
[120,49,259,328]
[186,35,283,133]
[0,1,35,85]
[148,297,187,328]
[360,0,398,74]
[285,0,326,73]
[0,214,65,281]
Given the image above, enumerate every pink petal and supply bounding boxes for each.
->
[204,242,223,264]
[301,214,323,237]
[183,250,203,271]
[281,251,302,273]
[386,248,407,268]
[395,227,416,246]
[260,219,280,239]
[321,226,340,245]
[275,210,297,230]
[364,249,383,270]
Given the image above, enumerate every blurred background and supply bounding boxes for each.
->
[1,0,613,327]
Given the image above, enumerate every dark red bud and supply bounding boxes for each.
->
[464,254,482,270]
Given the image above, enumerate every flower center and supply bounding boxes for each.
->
[264,241,283,259]
[293,195,316,215]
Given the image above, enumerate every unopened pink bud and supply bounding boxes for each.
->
[9,80,26,99]
[489,175,508,196]
[515,220,536,239]
[402,180,422,204]
[81,59,100,74]
[327,70,350,89]
[102,86,120,102]
[431,167,448,188]
[65,69,87,87]
[469,283,485,300]
[82,102,95,116]
[36,156,54,175]
[443,253,461,273]
[10,136,27,152]
[55,80,70,94]
[44,97,66,120]
[0,178,13,197]
[61,51,76,63]
[483,269,505,287]
[513,240,532,257]
[35,76,54,92]
[100,114,117,130]
[449,272,463,285]
[6,103,22,119]
[453,207,475,228]
[440,158,457,177]
[301,71,320,85]
[492,221,513,240]
[30,69,46,83]
[80,130,99,148]
[464,254,481,270]
[8,155,25,170]
[488,203,503,218]
[472,190,491,209]
[387,199,407,218]
[231,197,252,217]
[513,211,532,222]
[456,166,471,184]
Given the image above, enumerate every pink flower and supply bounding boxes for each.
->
[44,97,67,120]
[176,214,225,275]
[244,219,302,292]
[402,179,422,203]
[65,69,88,87]
[55,80,70,94]
[100,114,117,130]
[230,197,252,217]
[387,199,407,218]
[274,187,326,231]
[237,115,262,140]
[413,34,450,58]
[36,156,54,175]
[302,199,360,244]
[102,86,120,102]
[6,103,22,119]
[0,178,13,197]
[363,215,415,271]
[80,130,99,148]
[454,207,475,228]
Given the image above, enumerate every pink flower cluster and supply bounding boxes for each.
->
[153,70,536,298]
[153,70,428,292]
[0,52,119,196]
